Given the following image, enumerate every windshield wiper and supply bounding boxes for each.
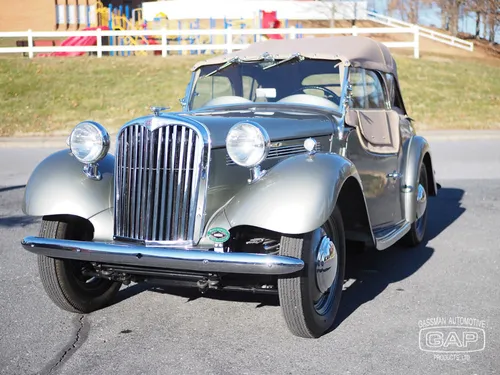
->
[263,53,304,70]
[202,57,241,78]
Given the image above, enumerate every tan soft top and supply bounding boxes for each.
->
[192,36,397,76]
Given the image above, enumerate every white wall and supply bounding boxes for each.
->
[142,1,367,21]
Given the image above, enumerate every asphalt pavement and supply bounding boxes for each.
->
[0,133,499,375]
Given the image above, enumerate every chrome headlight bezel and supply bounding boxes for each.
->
[69,121,110,164]
[225,121,271,168]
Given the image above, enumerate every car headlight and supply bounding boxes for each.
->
[226,121,270,167]
[69,121,110,164]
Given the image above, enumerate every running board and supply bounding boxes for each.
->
[373,221,411,250]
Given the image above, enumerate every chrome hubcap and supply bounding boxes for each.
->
[416,183,427,220]
[315,235,338,294]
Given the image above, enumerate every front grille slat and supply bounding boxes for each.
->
[180,129,194,237]
[135,126,144,238]
[158,128,170,240]
[173,127,187,239]
[166,126,177,240]
[130,126,138,237]
[152,127,163,240]
[145,129,156,240]
[140,128,150,240]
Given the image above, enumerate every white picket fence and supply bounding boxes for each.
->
[0,26,421,59]
[366,10,474,52]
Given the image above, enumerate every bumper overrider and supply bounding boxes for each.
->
[21,237,304,275]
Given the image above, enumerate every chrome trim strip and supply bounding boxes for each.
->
[374,221,411,250]
[22,237,304,275]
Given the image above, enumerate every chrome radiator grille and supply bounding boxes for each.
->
[114,123,206,244]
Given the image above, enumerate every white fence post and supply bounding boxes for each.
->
[27,29,33,59]
[352,25,358,36]
[226,26,233,53]
[290,26,296,40]
[161,28,167,57]
[413,25,420,59]
[96,28,102,58]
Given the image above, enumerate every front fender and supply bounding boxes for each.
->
[23,150,115,220]
[401,136,437,223]
[221,153,360,235]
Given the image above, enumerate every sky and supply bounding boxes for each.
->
[369,0,498,42]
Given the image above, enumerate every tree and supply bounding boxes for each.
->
[388,0,432,24]
[462,0,499,41]
[485,0,500,43]
[315,0,337,28]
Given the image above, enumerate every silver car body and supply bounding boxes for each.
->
[22,36,437,275]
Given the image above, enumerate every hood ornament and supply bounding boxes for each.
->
[150,106,170,116]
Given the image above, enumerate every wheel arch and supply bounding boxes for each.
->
[23,150,115,220]
[41,214,95,241]
[336,176,375,247]
[402,136,438,223]
[422,152,437,196]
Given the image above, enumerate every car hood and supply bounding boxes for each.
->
[177,105,338,148]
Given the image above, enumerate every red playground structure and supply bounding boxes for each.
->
[261,11,284,40]
[38,26,110,57]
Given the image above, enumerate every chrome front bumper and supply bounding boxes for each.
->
[21,237,304,275]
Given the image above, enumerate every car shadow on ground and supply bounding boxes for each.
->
[334,186,465,329]
[0,184,26,193]
[0,215,39,228]
[113,187,465,321]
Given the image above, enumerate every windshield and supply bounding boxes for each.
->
[189,59,342,110]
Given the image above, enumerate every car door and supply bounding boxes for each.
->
[344,68,404,229]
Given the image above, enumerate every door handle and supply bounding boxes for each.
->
[387,171,402,180]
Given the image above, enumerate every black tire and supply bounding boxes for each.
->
[278,207,345,338]
[403,163,429,247]
[37,219,121,313]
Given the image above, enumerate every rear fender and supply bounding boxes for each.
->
[401,136,437,223]
[23,150,115,221]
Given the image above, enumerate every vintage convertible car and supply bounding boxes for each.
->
[21,36,437,338]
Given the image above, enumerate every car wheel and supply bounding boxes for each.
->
[37,219,121,313]
[403,163,428,246]
[278,206,345,338]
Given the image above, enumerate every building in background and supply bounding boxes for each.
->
[0,0,142,31]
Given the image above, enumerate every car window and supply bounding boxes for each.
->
[190,59,342,109]
[349,68,386,109]
[242,75,258,101]
[385,73,396,106]
[386,73,406,114]
[191,76,234,108]
[302,73,341,97]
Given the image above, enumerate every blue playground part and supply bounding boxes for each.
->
[108,4,114,56]
[125,5,131,56]
[119,5,124,56]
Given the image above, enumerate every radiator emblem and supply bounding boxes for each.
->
[207,227,230,243]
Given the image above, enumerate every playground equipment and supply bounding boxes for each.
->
[93,1,148,56]
[38,26,110,57]
[38,2,302,58]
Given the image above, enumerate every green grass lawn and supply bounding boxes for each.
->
[0,53,499,136]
